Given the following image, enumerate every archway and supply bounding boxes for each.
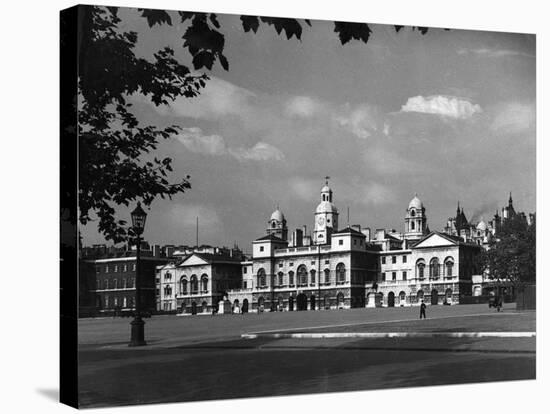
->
[191,301,197,315]
[388,291,395,307]
[445,288,453,304]
[201,301,208,313]
[399,291,406,306]
[242,299,249,313]
[431,289,439,305]
[289,296,294,311]
[336,292,344,309]
[310,295,316,310]
[233,299,240,313]
[297,293,307,311]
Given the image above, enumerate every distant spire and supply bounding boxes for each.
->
[325,175,330,185]
[509,192,513,205]
[457,201,461,214]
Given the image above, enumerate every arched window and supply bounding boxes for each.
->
[288,271,294,286]
[201,275,208,292]
[324,269,330,284]
[103,279,108,290]
[336,292,345,308]
[410,209,416,217]
[257,268,266,287]
[310,269,316,285]
[297,265,308,286]
[179,276,187,295]
[429,258,440,279]
[190,275,198,293]
[416,260,425,279]
[336,263,346,283]
[445,258,454,277]
[113,279,117,289]
[278,272,284,286]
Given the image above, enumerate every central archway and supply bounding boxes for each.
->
[431,289,439,305]
[388,291,395,307]
[297,293,307,311]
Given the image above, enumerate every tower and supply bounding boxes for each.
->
[267,206,288,241]
[313,177,339,245]
[404,194,427,241]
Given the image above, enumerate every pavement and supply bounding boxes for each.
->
[77,303,536,408]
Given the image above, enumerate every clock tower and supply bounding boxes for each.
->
[313,177,339,245]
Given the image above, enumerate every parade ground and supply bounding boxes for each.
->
[77,303,536,408]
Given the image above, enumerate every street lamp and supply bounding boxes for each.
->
[129,201,147,347]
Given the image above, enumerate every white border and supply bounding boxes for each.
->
[1,1,547,413]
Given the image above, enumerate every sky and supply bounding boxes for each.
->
[81,7,536,253]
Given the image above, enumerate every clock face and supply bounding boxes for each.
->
[317,216,325,226]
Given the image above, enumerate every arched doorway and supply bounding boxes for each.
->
[431,289,439,305]
[191,301,197,315]
[297,293,307,311]
[201,301,208,313]
[336,292,344,309]
[242,299,249,313]
[399,291,406,306]
[310,295,316,310]
[388,291,395,307]
[289,296,294,311]
[233,299,240,313]
[445,288,453,304]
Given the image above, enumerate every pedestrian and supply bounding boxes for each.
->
[420,300,426,319]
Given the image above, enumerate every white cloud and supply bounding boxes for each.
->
[177,127,284,162]
[285,96,321,118]
[401,95,482,119]
[490,102,535,134]
[457,48,534,59]
[229,142,285,161]
[151,76,256,120]
[335,104,381,139]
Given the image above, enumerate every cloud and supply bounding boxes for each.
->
[177,127,284,162]
[334,104,382,139]
[229,142,285,161]
[151,76,256,120]
[457,48,535,59]
[285,96,322,118]
[401,95,482,119]
[490,102,535,134]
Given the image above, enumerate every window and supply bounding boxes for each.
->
[114,265,118,273]
[201,275,208,292]
[96,280,101,290]
[289,271,295,286]
[243,281,248,289]
[325,260,330,265]
[402,255,407,263]
[392,272,396,281]
[417,260,426,279]
[123,297,127,308]
[353,239,357,245]
[411,221,415,230]
[257,269,266,287]
[311,261,316,265]
[336,263,346,283]
[104,295,109,308]
[96,266,100,274]
[128,278,134,288]
[411,210,416,217]
[105,265,109,273]
[278,272,284,286]
[392,256,397,264]
[164,285,172,296]
[430,258,440,279]
[113,279,117,289]
[103,279,108,290]
[445,259,454,277]
[402,271,407,280]
[279,263,283,268]
[324,269,330,284]
[259,246,264,252]
[123,264,127,272]
[310,270,316,284]
[165,272,172,281]
[122,278,127,288]
[190,275,198,293]
[132,263,136,271]
[338,239,343,245]
[243,267,248,274]
[289,262,294,267]
[297,266,308,286]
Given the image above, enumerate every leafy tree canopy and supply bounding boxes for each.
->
[478,213,536,287]
[74,5,434,243]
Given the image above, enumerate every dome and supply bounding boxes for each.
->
[316,201,338,214]
[321,184,331,193]
[408,195,423,210]
[476,220,487,231]
[270,209,285,222]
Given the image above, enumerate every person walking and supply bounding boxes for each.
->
[420,300,427,319]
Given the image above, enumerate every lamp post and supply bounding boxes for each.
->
[129,202,147,347]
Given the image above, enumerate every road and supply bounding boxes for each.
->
[77,304,535,408]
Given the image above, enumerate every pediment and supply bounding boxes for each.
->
[413,233,457,248]
[180,254,209,266]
